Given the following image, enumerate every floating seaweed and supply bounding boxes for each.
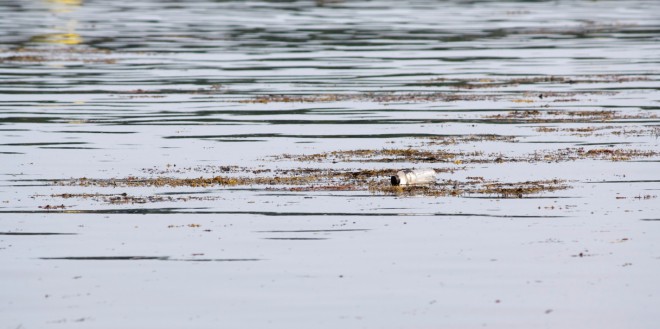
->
[369,179,569,198]
[238,92,498,104]
[279,145,658,164]
[418,75,651,89]
[486,110,655,123]
[0,46,117,64]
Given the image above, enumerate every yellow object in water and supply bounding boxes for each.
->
[30,33,82,45]
[47,0,82,6]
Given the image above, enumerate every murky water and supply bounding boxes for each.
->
[1,0,659,328]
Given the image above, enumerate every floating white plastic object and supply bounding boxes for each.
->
[390,169,436,186]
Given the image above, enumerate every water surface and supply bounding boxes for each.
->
[1,1,659,328]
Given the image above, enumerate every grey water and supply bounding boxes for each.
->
[1,1,659,328]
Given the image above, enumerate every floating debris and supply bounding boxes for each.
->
[141,165,243,175]
[390,169,437,186]
[53,165,569,200]
[51,192,223,205]
[487,110,655,123]
[39,204,67,210]
[282,148,473,163]
[419,75,651,89]
[281,146,658,164]
[420,134,518,145]
[535,125,660,137]
[238,92,498,104]
[532,148,659,162]
[370,179,569,198]
[0,47,117,64]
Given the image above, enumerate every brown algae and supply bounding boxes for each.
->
[418,75,651,89]
[369,179,569,198]
[52,142,658,204]
[55,170,568,200]
[280,146,658,164]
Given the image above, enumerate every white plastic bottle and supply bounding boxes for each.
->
[390,169,436,186]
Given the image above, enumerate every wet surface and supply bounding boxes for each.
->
[40,256,261,262]
[0,232,77,235]
[1,0,659,328]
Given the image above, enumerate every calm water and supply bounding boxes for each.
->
[1,1,659,328]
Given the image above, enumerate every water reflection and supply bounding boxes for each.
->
[29,32,81,45]
[31,0,83,45]
[46,0,83,12]
[0,1,656,223]
[0,2,659,328]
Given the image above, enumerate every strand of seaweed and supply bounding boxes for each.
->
[54,175,569,200]
[280,147,658,164]
[418,75,651,89]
